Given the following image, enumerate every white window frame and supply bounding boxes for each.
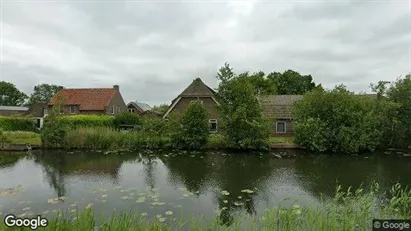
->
[70,105,78,114]
[276,121,287,133]
[129,108,135,113]
[43,108,48,116]
[209,119,218,133]
[110,105,115,115]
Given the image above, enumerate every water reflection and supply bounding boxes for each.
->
[0,150,410,224]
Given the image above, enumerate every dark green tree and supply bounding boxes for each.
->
[151,104,169,115]
[216,63,270,150]
[267,70,317,95]
[0,81,28,106]
[27,84,62,106]
[171,101,209,149]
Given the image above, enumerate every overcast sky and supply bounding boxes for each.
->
[1,0,410,106]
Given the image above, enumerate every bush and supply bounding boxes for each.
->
[137,118,175,137]
[171,101,209,149]
[206,134,227,149]
[54,115,114,129]
[293,85,390,154]
[41,117,68,148]
[113,112,142,128]
[0,116,35,131]
[0,128,10,144]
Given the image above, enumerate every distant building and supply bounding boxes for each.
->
[127,101,152,114]
[48,85,127,115]
[163,78,220,133]
[0,106,30,116]
[30,102,48,129]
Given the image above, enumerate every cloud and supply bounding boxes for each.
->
[1,0,410,106]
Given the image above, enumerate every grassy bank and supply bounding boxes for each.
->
[3,131,41,146]
[1,183,410,230]
[269,136,295,144]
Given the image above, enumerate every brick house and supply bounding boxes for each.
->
[48,85,127,115]
[163,78,220,133]
[127,101,152,114]
[258,95,303,137]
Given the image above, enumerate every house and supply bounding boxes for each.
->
[163,78,220,132]
[0,106,30,116]
[30,102,49,129]
[259,95,303,136]
[48,85,127,115]
[127,101,152,114]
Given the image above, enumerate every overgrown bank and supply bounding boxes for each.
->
[1,183,410,230]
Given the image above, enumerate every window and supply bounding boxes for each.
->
[110,106,115,114]
[129,108,135,113]
[70,105,78,114]
[43,108,48,116]
[209,119,218,133]
[276,121,286,133]
[59,107,64,115]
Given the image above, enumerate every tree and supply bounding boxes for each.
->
[293,85,392,154]
[0,81,28,106]
[386,75,411,148]
[27,84,62,106]
[216,63,270,150]
[267,70,317,95]
[171,101,209,149]
[151,104,169,115]
[113,112,142,129]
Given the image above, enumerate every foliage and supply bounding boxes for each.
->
[27,84,62,106]
[0,128,10,144]
[113,112,142,128]
[0,81,28,106]
[293,85,392,153]
[137,117,176,137]
[216,63,270,150]
[63,127,171,150]
[171,101,209,149]
[3,131,41,145]
[55,115,115,129]
[0,183,409,230]
[267,70,317,95]
[0,116,35,131]
[206,134,227,149]
[42,116,69,148]
[386,75,411,148]
[151,104,169,115]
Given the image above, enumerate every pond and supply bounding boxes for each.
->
[0,150,410,226]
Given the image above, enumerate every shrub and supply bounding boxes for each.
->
[113,112,142,128]
[55,115,114,129]
[41,117,68,148]
[0,116,35,131]
[171,101,209,149]
[206,134,227,149]
[0,128,10,144]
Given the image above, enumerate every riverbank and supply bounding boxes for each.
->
[1,183,409,231]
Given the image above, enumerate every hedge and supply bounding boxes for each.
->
[53,115,115,129]
[0,116,35,131]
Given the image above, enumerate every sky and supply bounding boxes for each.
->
[0,0,410,106]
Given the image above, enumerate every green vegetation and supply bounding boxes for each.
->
[171,101,209,149]
[1,183,409,230]
[3,131,41,145]
[0,81,28,106]
[55,115,115,129]
[0,128,10,144]
[216,63,271,150]
[206,134,227,149]
[112,112,142,128]
[269,136,295,144]
[0,116,35,131]
[27,83,62,106]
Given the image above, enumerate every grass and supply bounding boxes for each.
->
[269,136,295,144]
[1,183,410,230]
[3,131,42,146]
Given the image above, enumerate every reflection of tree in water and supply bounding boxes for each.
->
[292,154,411,200]
[161,150,278,226]
[159,151,214,194]
[32,150,136,197]
[142,154,157,189]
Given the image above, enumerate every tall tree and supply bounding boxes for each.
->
[0,81,28,106]
[28,84,61,106]
[267,70,317,95]
[151,104,169,115]
[216,63,270,150]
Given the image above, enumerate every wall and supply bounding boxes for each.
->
[168,96,220,121]
[105,91,127,115]
[272,119,295,137]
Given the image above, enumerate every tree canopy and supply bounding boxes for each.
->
[28,84,62,106]
[0,81,28,106]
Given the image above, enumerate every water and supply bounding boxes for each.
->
[0,149,410,225]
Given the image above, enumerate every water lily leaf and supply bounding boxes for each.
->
[240,189,254,194]
[165,210,173,216]
[121,196,129,200]
[43,211,49,214]
[136,197,146,203]
[137,192,145,196]
[102,200,107,203]
[233,201,244,206]
[129,193,135,196]
[175,205,183,208]
[223,200,228,203]
[101,195,108,198]
[22,207,30,211]
[237,196,242,199]
[182,193,189,197]
[158,217,167,222]
[141,213,147,216]
[156,214,162,219]
[221,190,230,196]
[70,209,76,213]
[222,207,227,210]
[70,203,76,207]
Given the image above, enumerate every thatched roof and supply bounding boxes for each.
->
[258,95,303,119]
[179,78,216,97]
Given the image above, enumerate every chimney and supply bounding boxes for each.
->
[113,85,119,91]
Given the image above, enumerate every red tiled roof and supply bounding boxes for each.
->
[49,88,117,111]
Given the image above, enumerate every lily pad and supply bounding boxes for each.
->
[151,202,166,206]
[0,185,23,196]
[233,201,244,206]
[22,207,31,211]
[136,197,146,203]
[141,213,147,216]
[240,189,254,194]
[165,210,173,216]
[101,195,108,198]
[223,200,228,203]
[121,196,129,200]
[221,190,230,196]
[158,217,167,222]
[183,194,189,197]
[237,196,242,199]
